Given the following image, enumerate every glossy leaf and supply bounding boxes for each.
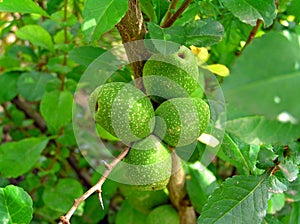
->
[82,0,128,41]
[42,179,83,214]
[184,19,224,47]
[226,116,300,145]
[0,72,19,104]
[0,185,33,224]
[68,46,106,67]
[40,90,73,134]
[0,0,48,16]
[289,201,300,224]
[221,0,276,27]
[17,72,55,101]
[198,175,268,224]
[0,138,49,178]
[187,162,217,213]
[223,32,300,121]
[16,25,54,51]
[218,133,250,174]
[115,201,147,224]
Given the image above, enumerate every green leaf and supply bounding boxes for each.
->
[0,138,49,178]
[0,72,20,104]
[147,22,183,54]
[140,0,156,22]
[16,25,54,51]
[257,146,277,169]
[279,160,299,182]
[187,162,217,213]
[289,201,300,224]
[223,32,300,122]
[198,175,269,224]
[42,178,83,214]
[68,46,106,67]
[0,0,48,16]
[40,90,73,134]
[218,133,250,174]
[152,0,169,25]
[286,0,300,22]
[221,0,276,27]
[226,116,300,145]
[268,193,285,214]
[286,174,300,202]
[267,175,288,194]
[184,19,224,47]
[82,0,128,41]
[115,201,147,224]
[0,185,33,224]
[17,72,55,101]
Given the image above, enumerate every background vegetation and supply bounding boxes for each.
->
[0,0,300,223]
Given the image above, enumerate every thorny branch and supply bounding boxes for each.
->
[59,147,130,224]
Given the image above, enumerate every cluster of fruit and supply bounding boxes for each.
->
[89,46,210,191]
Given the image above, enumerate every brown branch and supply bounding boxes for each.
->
[241,19,262,53]
[59,147,130,224]
[12,96,47,132]
[162,0,179,26]
[116,0,150,90]
[161,0,192,28]
[167,152,196,224]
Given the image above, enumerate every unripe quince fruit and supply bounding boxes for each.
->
[143,45,203,102]
[89,82,155,143]
[146,205,180,224]
[154,97,210,147]
[119,184,169,213]
[123,135,172,191]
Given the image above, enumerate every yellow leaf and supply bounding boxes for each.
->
[202,64,230,77]
[190,46,209,65]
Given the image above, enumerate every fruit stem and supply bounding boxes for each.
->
[167,152,197,224]
[59,146,131,224]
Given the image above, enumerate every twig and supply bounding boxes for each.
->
[59,147,130,224]
[161,0,193,28]
[241,19,262,53]
[162,0,179,26]
[167,152,196,224]
[12,97,47,132]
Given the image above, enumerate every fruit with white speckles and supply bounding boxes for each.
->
[123,135,172,191]
[154,97,210,147]
[146,205,180,224]
[143,45,203,103]
[89,82,155,143]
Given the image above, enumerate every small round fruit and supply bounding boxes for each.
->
[89,82,155,143]
[146,205,180,224]
[123,135,172,191]
[143,45,203,102]
[119,184,169,213]
[154,97,210,147]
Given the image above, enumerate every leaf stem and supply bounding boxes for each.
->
[59,147,130,224]
[161,0,192,28]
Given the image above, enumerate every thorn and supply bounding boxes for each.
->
[102,160,112,170]
[97,190,104,210]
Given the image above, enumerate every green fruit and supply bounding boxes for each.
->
[154,97,210,147]
[146,205,180,224]
[89,82,155,143]
[143,45,203,102]
[123,135,172,191]
[119,184,169,213]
